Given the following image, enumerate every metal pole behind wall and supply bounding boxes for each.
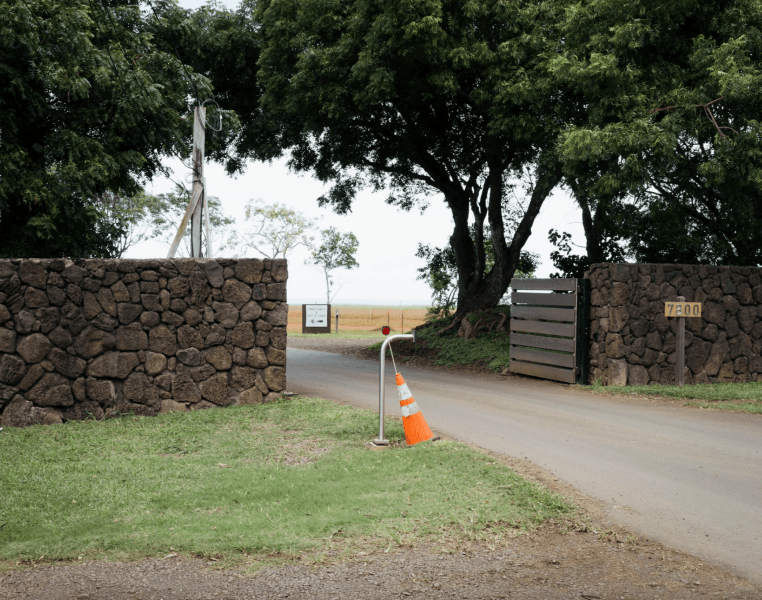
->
[190,106,206,257]
[203,176,211,258]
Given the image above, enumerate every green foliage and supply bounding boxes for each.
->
[0,398,572,566]
[548,231,590,279]
[412,321,512,372]
[94,191,151,258]
[416,243,459,318]
[417,238,539,317]
[548,229,626,279]
[552,0,762,266]
[0,0,230,257]
[141,191,235,258]
[149,0,271,173]
[226,0,570,314]
[307,227,360,304]
[93,190,232,258]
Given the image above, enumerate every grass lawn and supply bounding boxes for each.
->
[0,397,572,571]
[591,381,762,413]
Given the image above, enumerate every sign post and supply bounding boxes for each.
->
[676,296,686,387]
[302,304,331,334]
[664,298,702,387]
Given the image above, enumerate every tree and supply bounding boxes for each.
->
[415,244,460,317]
[92,190,234,258]
[307,228,359,304]
[91,191,235,258]
[550,0,762,266]
[235,199,316,259]
[94,191,157,258]
[0,0,239,258]
[145,192,235,258]
[205,0,569,324]
[417,237,540,316]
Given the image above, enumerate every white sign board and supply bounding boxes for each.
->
[305,304,329,327]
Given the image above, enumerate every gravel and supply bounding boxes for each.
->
[1,529,759,599]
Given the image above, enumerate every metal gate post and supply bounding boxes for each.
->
[576,277,591,385]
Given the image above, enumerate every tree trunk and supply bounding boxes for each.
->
[576,190,608,265]
[444,152,563,323]
[447,194,478,307]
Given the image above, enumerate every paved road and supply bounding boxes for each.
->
[286,348,762,584]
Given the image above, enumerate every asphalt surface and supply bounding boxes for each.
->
[286,347,762,585]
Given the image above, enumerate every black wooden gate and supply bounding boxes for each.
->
[508,278,589,384]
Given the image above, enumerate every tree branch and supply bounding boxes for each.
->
[650,96,738,137]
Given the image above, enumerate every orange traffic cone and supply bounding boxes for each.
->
[396,372,434,445]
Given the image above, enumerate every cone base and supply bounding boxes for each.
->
[402,412,434,446]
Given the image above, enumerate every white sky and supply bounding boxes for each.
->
[127,0,585,306]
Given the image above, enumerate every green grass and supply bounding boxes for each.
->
[590,381,762,413]
[0,398,572,570]
[369,319,512,372]
[418,327,511,371]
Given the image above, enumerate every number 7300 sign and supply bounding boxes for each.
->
[664,302,702,317]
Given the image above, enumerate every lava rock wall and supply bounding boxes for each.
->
[0,258,287,427]
[587,263,762,386]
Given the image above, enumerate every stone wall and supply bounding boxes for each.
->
[0,258,288,427]
[587,263,762,386]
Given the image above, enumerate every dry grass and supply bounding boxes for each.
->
[287,305,428,334]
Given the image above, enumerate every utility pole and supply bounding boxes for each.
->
[190,105,205,257]
[168,105,208,258]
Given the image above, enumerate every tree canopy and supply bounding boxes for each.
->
[7,0,762,300]
[552,0,762,267]
[0,0,238,258]
[206,0,570,319]
[235,199,316,259]
[96,190,234,258]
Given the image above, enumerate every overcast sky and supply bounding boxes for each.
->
[127,0,585,306]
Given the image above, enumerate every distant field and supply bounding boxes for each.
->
[288,305,428,334]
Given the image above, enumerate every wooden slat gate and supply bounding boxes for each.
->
[508,278,590,384]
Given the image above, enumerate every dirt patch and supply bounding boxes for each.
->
[1,525,759,599]
[288,336,378,355]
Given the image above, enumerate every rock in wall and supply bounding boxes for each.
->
[587,263,762,386]
[0,258,288,427]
